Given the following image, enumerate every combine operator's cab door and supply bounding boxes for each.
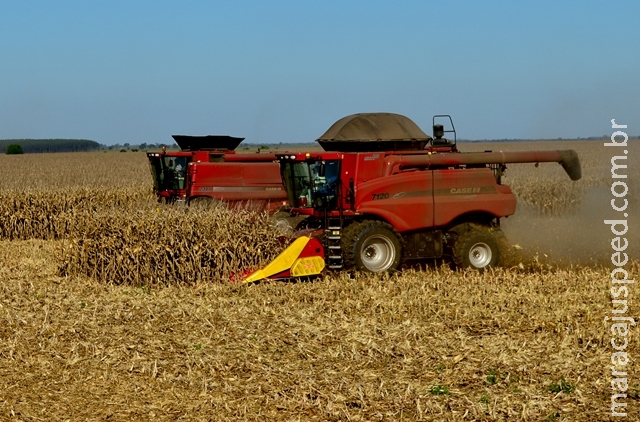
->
[282,160,341,210]
[148,155,190,198]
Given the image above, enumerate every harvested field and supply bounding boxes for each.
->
[1,142,639,420]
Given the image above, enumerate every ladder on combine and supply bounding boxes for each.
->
[325,216,343,270]
[324,176,346,270]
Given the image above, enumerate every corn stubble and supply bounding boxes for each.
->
[1,242,638,420]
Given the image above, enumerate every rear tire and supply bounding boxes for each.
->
[452,225,501,271]
[343,221,402,273]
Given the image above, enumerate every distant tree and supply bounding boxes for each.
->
[6,144,24,154]
[139,143,148,150]
[124,143,130,149]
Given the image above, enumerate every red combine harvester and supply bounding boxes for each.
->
[147,135,288,212]
[244,113,582,282]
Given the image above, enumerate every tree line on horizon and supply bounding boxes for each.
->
[0,138,185,153]
[1,139,100,153]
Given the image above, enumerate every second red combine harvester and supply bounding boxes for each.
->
[147,135,287,212]
[244,113,581,282]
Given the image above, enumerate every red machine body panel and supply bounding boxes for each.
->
[355,169,434,232]
[431,168,516,227]
[345,155,516,231]
[188,161,287,211]
[147,148,288,212]
[278,148,576,231]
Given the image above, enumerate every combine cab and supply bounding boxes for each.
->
[147,135,288,212]
[245,113,582,281]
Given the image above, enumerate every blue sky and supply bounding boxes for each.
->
[1,1,638,144]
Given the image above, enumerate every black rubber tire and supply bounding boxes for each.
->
[342,220,402,273]
[452,226,501,271]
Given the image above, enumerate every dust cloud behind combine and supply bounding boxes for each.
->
[462,140,640,267]
[503,186,639,266]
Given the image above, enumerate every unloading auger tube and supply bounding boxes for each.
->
[384,150,581,181]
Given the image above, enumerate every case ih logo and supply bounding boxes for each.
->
[450,187,481,195]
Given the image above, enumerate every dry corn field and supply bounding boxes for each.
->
[1,141,639,421]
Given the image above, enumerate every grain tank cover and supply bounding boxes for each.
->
[317,113,432,152]
[171,135,244,151]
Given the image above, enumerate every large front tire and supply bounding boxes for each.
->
[452,226,501,270]
[343,221,402,273]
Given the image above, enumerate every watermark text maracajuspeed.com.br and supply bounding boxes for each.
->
[605,119,633,417]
